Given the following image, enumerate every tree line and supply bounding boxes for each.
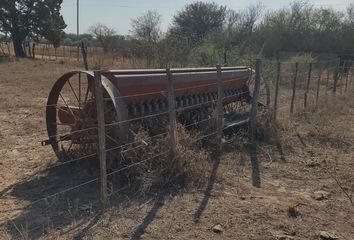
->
[1,1,354,66]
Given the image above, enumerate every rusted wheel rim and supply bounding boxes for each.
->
[46,71,122,162]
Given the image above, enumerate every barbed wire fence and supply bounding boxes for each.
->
[0,57,353,238]
[0,42,131,68]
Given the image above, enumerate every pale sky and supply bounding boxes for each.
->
[61,0,351,35]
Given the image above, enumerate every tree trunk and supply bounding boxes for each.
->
[12,37,26,57]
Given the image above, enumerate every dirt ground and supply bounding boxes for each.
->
[0,59,353,240]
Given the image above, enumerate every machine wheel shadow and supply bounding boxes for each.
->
[2,156,173,240]
[2,157,102,239]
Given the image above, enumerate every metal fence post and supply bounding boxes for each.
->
[290,62,299,114]
[216,65,223,152]
[273,61,281,122]
[93,71,108,211]
[167,69,177,157]
[249,59,262,142]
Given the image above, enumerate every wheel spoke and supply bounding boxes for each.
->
[84,81,92,105]
[67,80,81,108]
[53,104,73,116]
[59,93,78,121]
[49,75,120,162]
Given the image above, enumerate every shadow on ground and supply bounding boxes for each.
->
[193,153,220,223]
[2,156,172,240]
[2,157,102,239]
[2,139,277,239]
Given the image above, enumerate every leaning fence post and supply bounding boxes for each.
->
[304,62,312,110]
[290,62,299,114]
[249,59,262,142]
[216,65,223,152]
[167,69,177,157]
[316,63,323,109]
[273,61,281,122]
[93,71,108,211]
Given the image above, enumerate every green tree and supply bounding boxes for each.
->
[172,2,226,46]
[0,0,66,57]
[255,1,315,57]
[130,10,162,67]
[226,3,263,53]
[88,23,116,53]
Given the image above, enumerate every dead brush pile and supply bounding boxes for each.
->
[113,124,213,194]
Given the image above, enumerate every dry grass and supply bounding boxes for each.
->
[113,124,213,194]
[1,59,354,239]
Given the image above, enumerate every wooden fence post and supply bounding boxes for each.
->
[316,63,323,109]
[325,68,330,100]
[290,62,299,114]
[333,61,339,97]
[47,44,50,60]
[81,42,89,70]
[339,60,345,96]
[273,61,281,121]
[32,43,36,59]
[167,69,177,157]
[77,44,80,62]
[93,71,108,211]
[249,59,262,142]
[6,42,10,56]
[350,62,354,92]
[304,62,312,110]
[345,61,350,94]
[216,65,223,152]
[42,44,45,59]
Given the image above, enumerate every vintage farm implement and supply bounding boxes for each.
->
[42,67,269,161]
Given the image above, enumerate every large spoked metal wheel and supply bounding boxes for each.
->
[45,71,124,162]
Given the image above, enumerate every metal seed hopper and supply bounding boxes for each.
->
[43,67,260,160]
